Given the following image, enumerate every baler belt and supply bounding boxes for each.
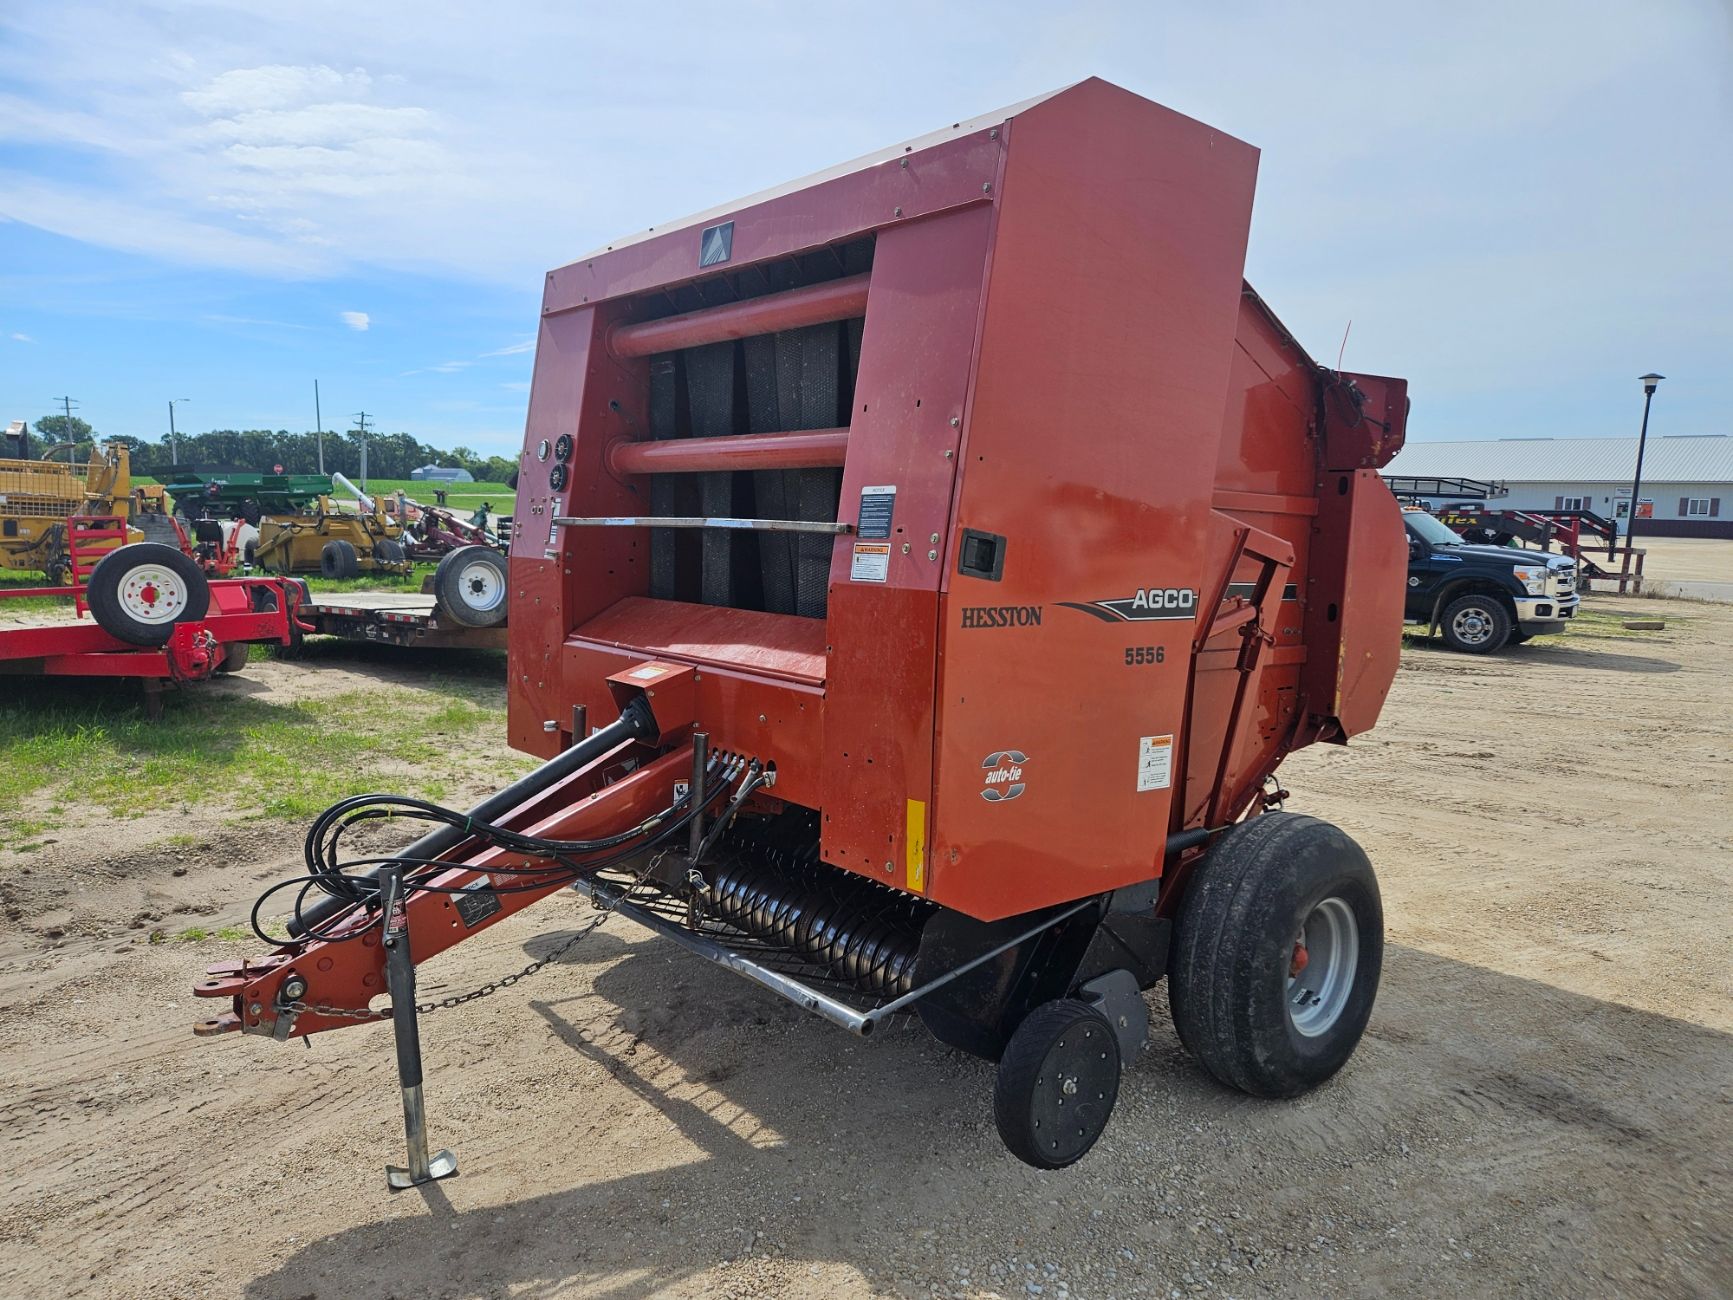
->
[647,355,681,601]
[791,323,843,619]
[685,340,739,607]
[744,333,796,615]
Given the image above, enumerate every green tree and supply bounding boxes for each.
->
[35,413,95,446]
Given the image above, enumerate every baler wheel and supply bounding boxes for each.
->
[993,998,1121,1169]
[1168,812,1382,1098]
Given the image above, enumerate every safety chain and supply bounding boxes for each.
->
[283,853,667,1022]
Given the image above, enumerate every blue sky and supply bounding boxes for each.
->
[2,1,1729,456]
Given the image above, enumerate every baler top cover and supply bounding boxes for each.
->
[509,77,1408,922]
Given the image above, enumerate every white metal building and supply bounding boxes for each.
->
[1384,435,1733,538]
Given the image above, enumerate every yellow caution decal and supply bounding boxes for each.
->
[905,799,928,893]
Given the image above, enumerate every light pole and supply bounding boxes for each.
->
[168,397,191,466]
[1627,374,1664,549]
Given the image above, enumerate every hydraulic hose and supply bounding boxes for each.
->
[286,696,660,938]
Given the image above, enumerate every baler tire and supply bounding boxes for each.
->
[85,543,211,647]
[320,539,359,580]
[1168,812,1382,1099]
[993,998,1121,1170]
[1439,592,1512,654]
[434,545,508,628]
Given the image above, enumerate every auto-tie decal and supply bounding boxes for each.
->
[980,750,1028,802]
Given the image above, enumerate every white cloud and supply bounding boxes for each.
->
[340,311,369,331]
[480,338,535,357]
[9,332,32,342]
[500,381,531,392]
[0,0,1727,439]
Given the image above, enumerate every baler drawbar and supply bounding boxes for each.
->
[196,78,1409,1185]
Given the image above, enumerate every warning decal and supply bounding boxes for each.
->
[850,542,891,582]
[1137,734,1174,792]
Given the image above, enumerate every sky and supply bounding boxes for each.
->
[1,0,1729,456]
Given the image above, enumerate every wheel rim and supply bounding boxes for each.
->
[1287,897,1359,1037]
[1028,1021,1117,1163]
[117,565,189,624]
[1450,605,1495,645]
[458,561,503,611]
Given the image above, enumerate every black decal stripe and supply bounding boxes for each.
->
[1056,601,1124,623]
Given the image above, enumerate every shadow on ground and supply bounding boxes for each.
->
[246,937,1732,1300]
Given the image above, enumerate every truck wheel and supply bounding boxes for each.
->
[320,539,359,579]
[1439,592,1512,653]
[86,543,211,647]
[993,999,1121,1169]
[1169,812,1382,1098]
[434,545,508,627]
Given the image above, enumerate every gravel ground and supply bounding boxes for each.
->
[0,596,1728,1299]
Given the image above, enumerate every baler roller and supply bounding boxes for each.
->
[606,427,849,476]
[607,273,870,359]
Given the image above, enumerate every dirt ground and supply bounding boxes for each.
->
[1613,537,1733,602]
[1,596,1728,1300]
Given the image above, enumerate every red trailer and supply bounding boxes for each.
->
[1,542,301,715]
[196,80,1408,1186]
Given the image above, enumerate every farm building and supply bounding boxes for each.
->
[1385,435,1733,538]
[409,464,475,482]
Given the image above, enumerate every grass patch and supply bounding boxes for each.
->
[0,571,76,618]
[0,673,521,837]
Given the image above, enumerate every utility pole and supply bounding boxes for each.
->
[51,396,79,462]
[314,380,325,474]
[168,397,190,466]
[353,411,372,487]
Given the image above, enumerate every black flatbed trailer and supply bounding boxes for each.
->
[289,591,507,652]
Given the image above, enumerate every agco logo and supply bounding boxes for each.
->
[1058,588,1198,623]
[981,750,1028,802]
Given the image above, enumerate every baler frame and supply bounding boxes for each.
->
[194,79,1409,1184]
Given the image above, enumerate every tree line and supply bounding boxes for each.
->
[26,415,518,484]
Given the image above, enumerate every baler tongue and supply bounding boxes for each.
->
[193,681,768,1189]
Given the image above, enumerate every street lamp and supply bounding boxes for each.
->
[1626,374,1664,549]
[168,398,191,466]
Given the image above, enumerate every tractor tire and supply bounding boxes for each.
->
[434,545,508,628]
[86,543,211,647]
[1169,812,1382,1099]
[320,539,359,580]
[993,998,1121,1169]
[1439,591,1512,654]
[377,538,406,566]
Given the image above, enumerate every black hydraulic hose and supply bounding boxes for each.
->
[286,696,659,938]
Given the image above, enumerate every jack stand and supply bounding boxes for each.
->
[380,862,459,1191]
